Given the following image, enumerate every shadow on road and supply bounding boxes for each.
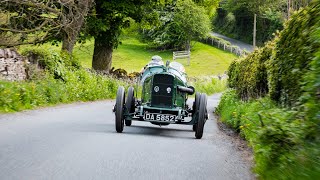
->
[118,125,195,140]
[75,122,195,139]
[123,126,194,139]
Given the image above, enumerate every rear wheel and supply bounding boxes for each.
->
[192,92,201,131]
[115,86,125,133]
[195,93,207,139]
[125,87,135,126]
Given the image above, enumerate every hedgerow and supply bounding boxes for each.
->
[228,2,320,107]
[227,41,273,100]
[217,90,319,179]
[0,49,127,112]
[268,3,320,107]
[218,1,320,179]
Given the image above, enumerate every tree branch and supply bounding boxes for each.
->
[1,0,62,15]
[0,20,49,33]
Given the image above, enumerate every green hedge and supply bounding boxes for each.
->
[216,90,320,179]
[219,2,320,179]
[228,2,320,107]
[268,2,320,106]
[228,41,273,100]
[0,49,127,112]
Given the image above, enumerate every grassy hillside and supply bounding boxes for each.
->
[75,37,236,76]
[25,37,236,77]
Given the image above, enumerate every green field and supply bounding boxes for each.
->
[74,37,236,76]
[20,37,237,77]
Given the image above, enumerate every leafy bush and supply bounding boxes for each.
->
[213,11,236,36]
[21,47,81,81]
[217,3,320,179]
[228,2,320,107]
[228,41,273,100]
[141,0,210,50]
[0,49,127,112]
[268,2,320,107]
[217,90,320,179]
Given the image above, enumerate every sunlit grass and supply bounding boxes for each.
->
[20,36,237,77]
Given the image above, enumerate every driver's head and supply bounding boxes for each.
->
[151,55,163,65]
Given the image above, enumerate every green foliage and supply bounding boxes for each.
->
[193,0,219,17]
[224,0,283,14]
[216,89,242,129]
[213,10,236,36]
[217,2,320,179]
[73,37,237,77]
[213,0,285,45]
[174,0,211,41]
[300,45,320,127]
[86,0,156,48]
[228,2,320,106]
[207,34,232,46]
[228,41,273,100]
[190,77,227,95]
[216,90,320,179]
[0,49,127,112]
[21,47,81,81]
[141,0,211,50]
[268,2,320,106]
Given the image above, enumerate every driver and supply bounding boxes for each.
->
[140,55,164,73]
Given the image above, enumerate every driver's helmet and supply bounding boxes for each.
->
[169,61,185,73]
[147,55,164,66]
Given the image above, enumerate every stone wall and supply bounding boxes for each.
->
[0,48,28,81]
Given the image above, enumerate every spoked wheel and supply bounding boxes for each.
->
[125,87,135,126]
[115,86,125,133]
[195,93,207,139]
[192,92,201,131]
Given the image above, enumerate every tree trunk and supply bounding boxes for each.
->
[92,37,113,71]
[61,0,92,54]
[186,39,191,52]
[62,29,78,53]
[287,0,291,19]
[253,13,257,48]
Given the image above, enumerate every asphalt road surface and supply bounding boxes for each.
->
[0,94,253,180]
[210,32,254,52]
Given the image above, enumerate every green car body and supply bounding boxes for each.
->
[141,65,187,109]
[114,61,208,139]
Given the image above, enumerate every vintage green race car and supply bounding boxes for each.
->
[113,61,208,139]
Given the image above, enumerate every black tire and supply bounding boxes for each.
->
[125,87,135,126]
[195,93,207,139]
[192,124,196,131]
[193,92,201,113]
[115,86,125,133]
[192,92,201,131]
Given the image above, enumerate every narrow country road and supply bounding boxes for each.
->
[0,94,253,180]
[210,32,254,52]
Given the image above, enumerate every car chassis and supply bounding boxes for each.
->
[113,61,208,139]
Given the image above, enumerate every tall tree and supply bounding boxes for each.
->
[61,0,93,53]
[140,0,211,50]
[0,0,92,53]
[87,0,157,71]
[172,0,211,50]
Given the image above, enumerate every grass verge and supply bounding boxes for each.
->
[190,77,227,95]
[0,49,128,113]
[216,90,320,179]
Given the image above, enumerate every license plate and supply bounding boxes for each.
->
[144,113,177,122]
